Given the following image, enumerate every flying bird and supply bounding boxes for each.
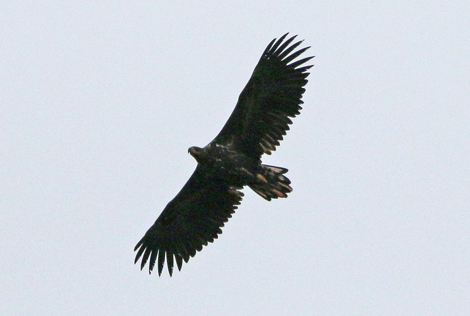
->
[134,33,313,276]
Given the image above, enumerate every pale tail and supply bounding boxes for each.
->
[249,165,292,201]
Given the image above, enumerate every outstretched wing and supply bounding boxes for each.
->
[213,33,313,159]
[134,165,244,276]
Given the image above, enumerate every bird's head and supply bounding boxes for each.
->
[188,146,203,161]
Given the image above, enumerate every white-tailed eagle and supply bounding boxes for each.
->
[134,33,313,276]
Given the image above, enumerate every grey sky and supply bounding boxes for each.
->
[1,2,469,315]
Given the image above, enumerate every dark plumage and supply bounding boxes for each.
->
[134,33,313,276]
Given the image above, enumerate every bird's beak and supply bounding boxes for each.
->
[188,146,195,156]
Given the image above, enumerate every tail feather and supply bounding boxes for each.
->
[249,164,292,201]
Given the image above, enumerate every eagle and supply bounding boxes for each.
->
[134,33,313,276]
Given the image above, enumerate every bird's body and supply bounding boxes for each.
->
[134,33,313,276]
[189,143,292,199]
[189,144,257,186]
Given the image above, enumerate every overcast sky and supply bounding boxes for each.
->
[1,1,469,315]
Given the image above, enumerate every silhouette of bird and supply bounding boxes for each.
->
[134,33,313,276]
